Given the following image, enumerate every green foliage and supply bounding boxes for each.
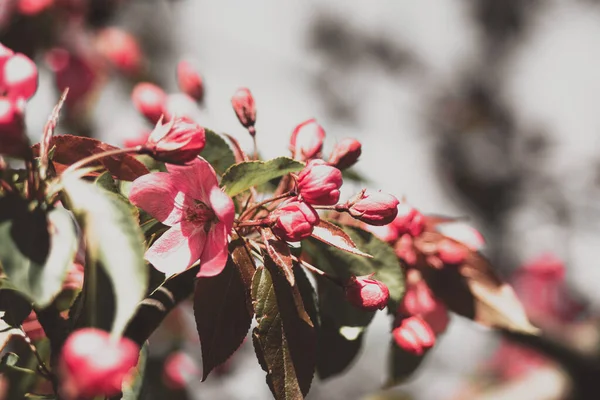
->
[203,129,236,175]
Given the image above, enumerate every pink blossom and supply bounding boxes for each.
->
[129,157,234,277]
[131,82,167,124]
[297,159,343,206]
[231,87,256,133]
[345,189,399,226]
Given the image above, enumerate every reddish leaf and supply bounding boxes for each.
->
[32,135,149,181]
[310,220,372,258]
[194,252,253,381]
[261,228,295,286]
[230,235,257,315]
[251,257,316,399]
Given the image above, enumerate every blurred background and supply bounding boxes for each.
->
[4,0,600,398]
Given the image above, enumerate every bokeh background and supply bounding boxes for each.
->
[4,0,600,398]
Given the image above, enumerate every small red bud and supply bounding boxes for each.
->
[392,316,435,355]
[289,118,325,161]
[344,275,389,311]
[96,27,143,75]
[346,190,399,226]
[399,273,450,334]
[2,53,39,100]
[17,0,54,15]
[393,202,425,237]
[141,117,206,164]
[437,239,468,265]
[297,159,343,206]
[177,60,204,102]
[231,87,256,133]
[394,234,417,267]
[45,48,97,108]
[162,351,200,390]
[328,138,361,169]
[131,82,167,124]
[0,97,27,157]
[270,200,320,242]
[59,328,139,399]
[0,43,14,71]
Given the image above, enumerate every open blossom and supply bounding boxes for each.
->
[345,189,399,226]
[132,82,167,124]
[231,87,256,133]
[96,27,143,75]
[290,118,325,161]
[392,316,435,356]
[344,274,389,311]
[297,159,343,206]
[46,48,97,109]
[270,200,319,242]
[177,60,204,102]
[328,138,361,169]
[60,328,139,399]
[140,117,206,165]
[129,157,234,277]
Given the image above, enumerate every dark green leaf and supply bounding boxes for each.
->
[0,352,37,399]
[63,176,148,336]
[221,157,304,197]
[0,197,77,307]
[0,290,32,326]
[230,236,256,315]
[203,129,236,175]
[194,251,252,381]
[251,258,316,399]
[94,171,120,194]
[386,339,427,387]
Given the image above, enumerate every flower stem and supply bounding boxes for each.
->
[239,191,295,221]
[62,146,141,176]
[236,219,270,228]
[252,133,258,161]
[18,328,58,394]
[292,256,344,286]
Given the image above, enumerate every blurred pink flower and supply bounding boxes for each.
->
[129,157,234,277]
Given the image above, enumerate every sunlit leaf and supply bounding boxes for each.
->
[310,220,372,258]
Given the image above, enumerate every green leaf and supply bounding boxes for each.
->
[305,225,405,312]
[94,171,120,194]
[0,352,37,399]
[221,157,304,197]
[63,176,148,337]
[203,129,236,176]
[386,339,427,387]
[0,290,32,326]
[251,258,316,399]
[194,247,253,381]
[0,197,78,307]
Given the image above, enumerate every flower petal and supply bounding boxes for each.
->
[209,186,235,228]
[129,172,184,226]
[145,224,206,276]
[166,157,218,201]
[197,223,228,277]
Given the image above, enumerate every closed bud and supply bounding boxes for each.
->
[162,351,200,390]
[393,202,425,237]
[270,200,319,242]
[399,270,449,334]
[437,238,468,265]
[290,118,325,161]
[2,53,38,100]
[328,138,361,169]
[297,159,343,206]
[177,60,204,102]
[96,27,143,75]
[345,189,399,226]
[392,316,435,355]
[141,117,206,164]
[0,43,14,71]
[17,0,54,15]
[344,274,389,311]
[394,234,417,267]
[59,328,139,399]
[231,87,256,133]
[131,82,167,124]
[45,48,97,109]
[0,97,27,157]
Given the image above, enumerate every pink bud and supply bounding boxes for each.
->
[520,253,564,280]
[177,60,204,102]
[344,275,389,311]
[0,43,14,71]
[131,82,167,124]
[0,97,27,157]
[392,316,435,355]
[45,48,97,108]
[393,202,425,237]
[289,118,325,161]
[364,223,398,243]
[141,117,206,164]
[399,273,450,334]
[297,159,343,206]
[162,351,200,390]
[2,53,38,100]
[328,138,361,169]
[60,328,140,399]
[17,0,54,15]
[436,222,485,251]
[270,200,320,242]
[346,190,399,226]
[231,87,256,133]
[96,27,143,75]
[394,234,417,266]
[437,239,468,265]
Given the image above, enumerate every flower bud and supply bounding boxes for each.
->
[131,82,167,124]
[297,159,343,206]
[270,200,319,242]
[345,189,399,226]
[45,48,97,109]
[0,43,14,71]
[231,87,256,133]
[344,274,389,311]
[436,222,485,251]
[96,27,143,75]
[437,238,468,265]
[60,328,139,399]
[141,117,206,164]
[394,234,417,266]
[162,351,200,390]
[2,53,38,100]
[177,60,204,102]
[392,316,435,355]
[399,271,450,334]
[289,118,325,161]
[328,138,361,169]
[17,0,54,15]
[393,202,425,237]
[0,97,27,157]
